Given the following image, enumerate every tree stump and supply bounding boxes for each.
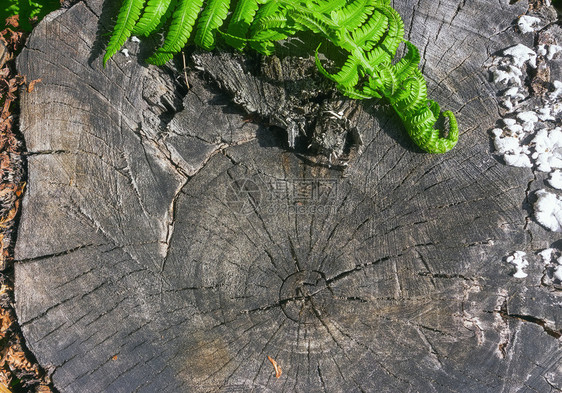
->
[14,0,562,391]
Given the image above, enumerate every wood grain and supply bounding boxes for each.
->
[14,0,561,391]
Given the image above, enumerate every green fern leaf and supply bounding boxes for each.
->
[247,13,289,38]
[132,0,174,36]
[226,0,260,49]
[288,10,339,42]
[251,0,283,25]
[351,12,387,49]
[194,0,231,50]
[315,47,361,89]
[429,100,441,119]
[331,59,362,88]
[376,63,397,95]
[406,107,435,130]
[103,0,146,66]
[250,9,298,54]
[392,41,420,80]
[389,70,428,112]
[342,85,380,99]
[330,0,374,31]
[365,46,391,71]
[376,5,403,55]
[147,0,204,65]
[249,0,285,53]
[306,0,345,13]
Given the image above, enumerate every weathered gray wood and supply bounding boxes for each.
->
[191,50,363,165]
[14,0,562,392]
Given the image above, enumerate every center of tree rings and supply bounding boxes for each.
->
[279,270,330,324]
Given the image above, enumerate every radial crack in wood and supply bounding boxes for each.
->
[13,0,562,392]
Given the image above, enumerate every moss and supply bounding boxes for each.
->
[1,0,61,31]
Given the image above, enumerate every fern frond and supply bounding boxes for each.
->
[343,86,381,99]
[250,13,290,37]
[375,5,403,56]
[330,0,374,31]
[147,0,204,65]
[315,47,361,89]
[389,70,428,112]
[248,0,286,53]
[288,10,340,43]
[103,0,146,66]
[306,0,345,13]
[413,110,458,154]
[225,0,261,49]
[104,0,459,153]
[194,0,231,50]
[429,100,440,119]
[392,41,420,80]
[405,107,435,130]
[345,11,387,50]
[365,47,391,71]
[377,63,397,95]
[248,13,295,54]
[132,0,174,36]
[331,58,362,88]
[250,0,284,32]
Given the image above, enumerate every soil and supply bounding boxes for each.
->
[0,14,54,393]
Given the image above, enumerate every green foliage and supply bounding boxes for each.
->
[102,0,146,66]
[194,0,231,49]
[1,0,60,31]
[146,0,205,65]
[105,0,458,153]
[132,0,175,37]
[225,0,259,49]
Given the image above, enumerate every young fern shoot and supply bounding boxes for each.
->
[104,0,459,154]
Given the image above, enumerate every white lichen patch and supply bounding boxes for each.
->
[548,170,562,190]
[517,111,538,131]
[492,65,524,86]
[491,128,532,167]
[506,251,529,278]
[531,127,562,172]
[537,106,555,121]
[503,44,537,68]
[487,17,562,233]
[534,190,562,232]
[518,15,541,34]
[538,248,555,263]
[491,122,537,167]
[537,248,562,283]
[121,48,130,57]
[537,44,562,60]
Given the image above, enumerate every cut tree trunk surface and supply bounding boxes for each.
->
[13,0,562,392]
